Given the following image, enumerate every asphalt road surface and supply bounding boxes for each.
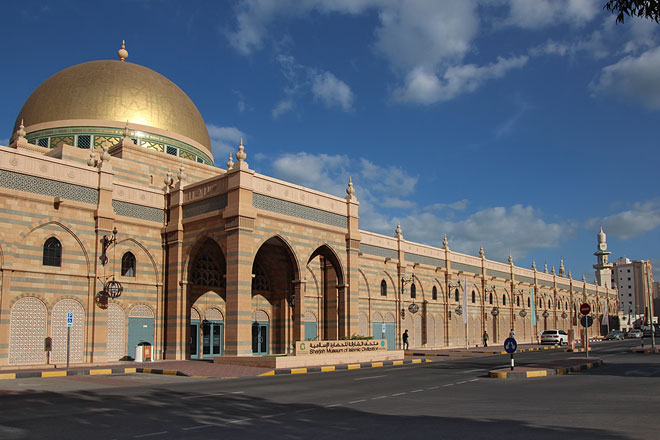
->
[0,340,658,440]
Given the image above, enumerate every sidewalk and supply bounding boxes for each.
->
[405,342,585,358]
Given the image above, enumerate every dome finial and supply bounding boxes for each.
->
[118,40,128,62]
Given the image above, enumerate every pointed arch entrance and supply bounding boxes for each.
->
[251,236,300,354]
[187,238,227,359]
[307,245,346,340]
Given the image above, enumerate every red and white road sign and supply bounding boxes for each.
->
[580,303,591,315]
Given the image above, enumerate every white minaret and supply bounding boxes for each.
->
[593,226,613,288]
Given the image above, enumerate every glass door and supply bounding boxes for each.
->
[252,321,269,355]
[201,321,223,359]
[190,322,199,359]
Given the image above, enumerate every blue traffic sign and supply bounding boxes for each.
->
[66,312,74,327]
[504,337,517,353]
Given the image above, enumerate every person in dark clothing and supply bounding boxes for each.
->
[483,330,489,347]
[402,329,409,350]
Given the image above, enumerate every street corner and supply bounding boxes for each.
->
[489,358,603,379]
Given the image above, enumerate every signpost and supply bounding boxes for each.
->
[66,312,73,371]
[504,337,517,371]
[580,304,591,358]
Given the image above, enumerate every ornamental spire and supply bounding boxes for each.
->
[236,138,247,162]
[346,176,355,199]
[442,234,449,249]
[118,40,128,62]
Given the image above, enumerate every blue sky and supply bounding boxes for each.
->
[2,0,659,281]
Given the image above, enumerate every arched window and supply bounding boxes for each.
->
[489,292,493,305]
[454,289,459,301]
[410,283,416,299]
[432,286,437,300]
[502,294,506,306]
[517,296,520,307]
[121,252,136,277]
[471,291,475,303]
[43,237,62,267]
[380,280,387,297]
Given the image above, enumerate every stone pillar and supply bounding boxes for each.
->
[292,279,306,344]
[164,176,187,359]
[91,149,115,363]
[344,180,361,340]
[223,154,256,356]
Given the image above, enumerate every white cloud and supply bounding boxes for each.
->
[590,45,660,109]
[311,71,354,111]
[227,1,534,105]
[272,99,295,118]
[394,56,528,104]
[207,124,246,158]
[401,204,570,262]
[271,152,349,196]
[587,199,660,240]
[505,0,599,29]
[426,199,469,212]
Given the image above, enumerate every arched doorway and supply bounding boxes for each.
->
[188,238,226,359]
[251,236,299,354]
[308,245,345,340]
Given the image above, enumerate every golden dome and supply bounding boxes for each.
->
[14,59,211,154]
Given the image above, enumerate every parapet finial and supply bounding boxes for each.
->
[346,176,355,198]
[227,153,234,170]
[236,138,247,162]
[442,234,448,249]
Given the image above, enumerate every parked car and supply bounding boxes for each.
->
[626,329,643,339]
[541,329,569,345]
[604,330,625,340]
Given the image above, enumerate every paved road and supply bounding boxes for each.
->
[0,340,658,439]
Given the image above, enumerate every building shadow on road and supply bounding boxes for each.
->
[0,382,634,440]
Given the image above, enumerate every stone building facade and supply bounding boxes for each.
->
[0,45,617,366]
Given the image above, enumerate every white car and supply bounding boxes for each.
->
[541,329,568,345]
[626,329,643,339]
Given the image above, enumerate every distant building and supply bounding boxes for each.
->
[611,258,656,328]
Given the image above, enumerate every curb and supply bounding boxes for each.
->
[629,347,660,354]
[0,366,186,380]
[489,359,603,379]
[259,358,432,377]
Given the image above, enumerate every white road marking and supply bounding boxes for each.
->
[456,381,467,384]
[134,432,168,438]
[354,375,386,381]
[391,392,406,396]
[182,392,226,400]
[325,403,342,407]
[372,395,388,400]
[464,369,485,373]
[428,386,440,390]
[182,425,212,431]
[231,391,245,394]
[349,399,366,404]
[442,384,454,387]
[410,389,423,393]
[469,379,479,382]
[227,418,252,424]
[296,408,315,413]
[260,413,285,419]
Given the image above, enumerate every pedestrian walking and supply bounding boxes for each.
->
[509,328,516,339]
[482,330,489,347]
[402,329,409,350]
